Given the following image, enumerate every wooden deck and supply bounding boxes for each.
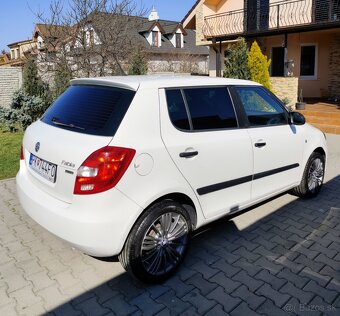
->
[297,102,340,134]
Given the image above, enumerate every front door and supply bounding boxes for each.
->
[159,86,253,219]
[233,86,304,200]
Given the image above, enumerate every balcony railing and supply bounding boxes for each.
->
[203,0,340,39]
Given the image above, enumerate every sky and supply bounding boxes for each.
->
[0,0,195,51]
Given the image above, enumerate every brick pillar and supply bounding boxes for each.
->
[328,34,340,99]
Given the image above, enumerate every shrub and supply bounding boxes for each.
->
[248,41,272,91]
[223,38,250,80]
[1,90,47,131]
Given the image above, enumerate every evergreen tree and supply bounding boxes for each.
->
[223,38,250,80]
[247,41,272,91]
[23,59,46,97]
[54,61,72,98]
[128,49,148,75]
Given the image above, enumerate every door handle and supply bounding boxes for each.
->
[179,151,198,158]
[255,142,266,148]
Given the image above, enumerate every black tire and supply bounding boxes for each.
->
[291,152,325,198]
[119,200,191,283]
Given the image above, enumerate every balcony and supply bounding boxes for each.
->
[203,0,340,40]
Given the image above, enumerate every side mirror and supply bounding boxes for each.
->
[290,111,306,125]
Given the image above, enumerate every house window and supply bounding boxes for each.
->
[300,45,317,79]
[89,29,94,45]
[152,31,159,47]
[175,33,181,48]
[17,49,20,59]
[11,50,14,59]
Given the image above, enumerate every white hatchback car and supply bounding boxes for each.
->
[17,76,327,282]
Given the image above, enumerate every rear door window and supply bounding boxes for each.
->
[41,85,135,136]
[165,87,238,131]
[184,87,238,130]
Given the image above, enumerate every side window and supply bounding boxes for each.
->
[165,89,190,130]
[183,87,238,130]
[235,87,288,126]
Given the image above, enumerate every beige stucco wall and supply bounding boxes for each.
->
[264,29,340,98]
[217,0,243,12]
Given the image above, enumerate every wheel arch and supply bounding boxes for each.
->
[313,146,326,158]
[119,192,198,253]
[148,193,198,230]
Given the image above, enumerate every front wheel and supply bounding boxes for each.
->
[291,152,325,198]
[119,200,191,283]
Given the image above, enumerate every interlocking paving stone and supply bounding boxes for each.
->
[207,286,242,313]
[231,302,264,316]
[280,281,314,304]
[256,283,291,308]
[155,290,191,315]
[182,289,216,314]
[186,273,218,296]
[0,134,339,315]
[254,269,287,291]
[209,272,242,293]
[299,267,332,287]
[129,292,165,315]
[232,284,266,310]
[232,270,264,292]
[303,280,339,304]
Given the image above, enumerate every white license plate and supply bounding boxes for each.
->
[29,153,57,183]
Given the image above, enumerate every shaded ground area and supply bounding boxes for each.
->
[0,134,339,315]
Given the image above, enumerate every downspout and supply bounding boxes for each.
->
[212,38,222,77]
[284,33,288,77]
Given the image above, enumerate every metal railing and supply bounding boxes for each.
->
[203,0,340,38]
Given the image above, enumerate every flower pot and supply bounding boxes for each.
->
[295,102,305,110]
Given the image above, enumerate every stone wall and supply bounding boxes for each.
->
[270,77,298,108]
[195,3,211,46]
[328,34,340,99]
[0,67,23,108]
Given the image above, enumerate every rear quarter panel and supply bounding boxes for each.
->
[111,86,205,227]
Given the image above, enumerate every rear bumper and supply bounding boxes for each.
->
[16,164,142,257]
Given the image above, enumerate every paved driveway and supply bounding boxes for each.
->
[0,134,339,316]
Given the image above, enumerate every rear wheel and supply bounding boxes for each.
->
[119,200,191,283]
[292,152,325,198]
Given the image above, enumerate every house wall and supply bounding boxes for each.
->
[264,30,338,98]
[0,67,23,108]
[270,77,298,108]
[147,53,208,75]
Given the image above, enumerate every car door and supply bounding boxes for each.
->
[232,86,305,200]
[159,86,253,219]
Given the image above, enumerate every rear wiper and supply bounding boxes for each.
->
[51,117,85,130]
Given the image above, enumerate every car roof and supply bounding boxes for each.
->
[71,75,261,91]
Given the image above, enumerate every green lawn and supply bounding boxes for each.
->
[0,131,23,180]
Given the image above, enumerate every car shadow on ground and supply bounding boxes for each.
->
[48,176,340,315]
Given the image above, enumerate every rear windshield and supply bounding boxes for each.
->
[41,85,135,136]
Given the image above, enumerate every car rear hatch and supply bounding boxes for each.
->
[22,83,136,204]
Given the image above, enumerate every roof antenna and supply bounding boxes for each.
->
[148,6,159,21]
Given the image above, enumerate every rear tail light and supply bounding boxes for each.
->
[20,145,24,160]
[74,146,135,195]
